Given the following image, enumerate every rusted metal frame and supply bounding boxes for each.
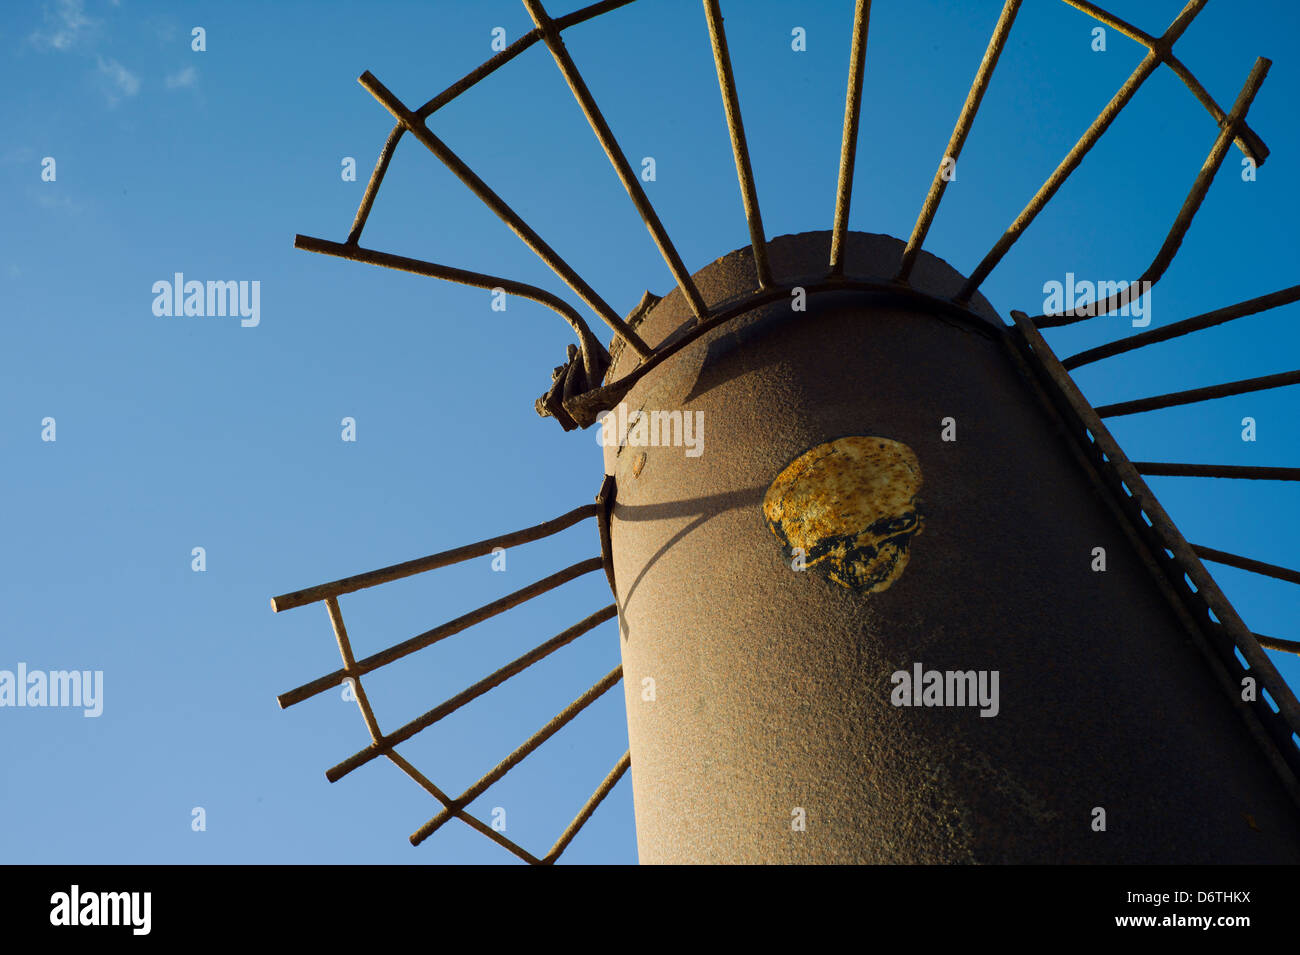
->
[1095,368,1300,419]
[956,0,1209,303]
[563,277,1001,427]
[1032,57,1271,328]
[346,0,639,246]
[1257,635,1300,657]
[294,235,610,383]
[410,665,624,846]
[524,0,709,322]
[279,557,604,710]
[325,597,382,743]
[1062,284,1300,370]
[1135,463,1300,481]
[541,750,632,864]
[328,600,548,862]
[1011,309,1300,788]
[1057,0,1268,165]
[1193,545,1300,588]
[703,0,772,289]
[272,503,595,613]
[358,70,654,359]
[385,750,542,864]
[325,604,618,782]
[896,0,1022,283]
[595,474,619,599]
[828,0,872,278]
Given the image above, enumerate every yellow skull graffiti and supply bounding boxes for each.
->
[763,436,924,593]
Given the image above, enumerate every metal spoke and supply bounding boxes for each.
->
[703,0,771,288]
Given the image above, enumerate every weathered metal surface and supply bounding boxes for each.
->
[604,230,1300,863]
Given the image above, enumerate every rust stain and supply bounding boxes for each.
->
[763,435,924,592]
[632,452,646,477]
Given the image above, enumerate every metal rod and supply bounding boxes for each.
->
[280,557,604,710]
[1033,57,1271,327]
[703,0,772,289]
[409,665,624,846]
[345,0,639,246]
[1012,309,1300,737]
[385,750,542,864]
[1193,545,1300,588]
[563,276,1002,427]
[897,0,1021,283]
[347,125,405,246]
[541,750,632,863]
[1135,463,1300,481]
[956,0,1209,302]
[358,70,654,358]
[294,235,610,381]
[1095,369,1300,418]
[325,597,382,743]
[272,503,596,612]
[325,605,618,781]
[1062,284,1300,370]
[524,0,708,321]
[1057,0,1267,164]
[595,474,618,598]
[828,0,872,278]
[1255,634,1300,657]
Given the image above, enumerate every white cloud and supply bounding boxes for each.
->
[96,55,141,105]
[29,0,96,52]
[165,66,197,89]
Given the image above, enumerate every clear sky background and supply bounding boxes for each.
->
[2,0,1297,864]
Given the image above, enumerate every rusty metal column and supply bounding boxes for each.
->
[603,230,1300,864]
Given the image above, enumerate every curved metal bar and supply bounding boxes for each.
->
[1058,0,1268,164]
[1031,57,1270,328]
[292,234,610,386]
[346,0,640,247]
[563,278,1004,427]
[956,0,1209,302]
[358,70,653,358]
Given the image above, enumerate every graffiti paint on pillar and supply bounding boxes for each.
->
[763,436,925,593]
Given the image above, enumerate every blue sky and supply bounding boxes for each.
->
[2,0,1297,864]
